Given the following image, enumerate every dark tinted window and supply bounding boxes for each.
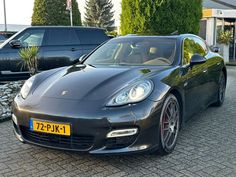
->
[183,37,207,65]
[75,29,108,45]
[46,28,79,46]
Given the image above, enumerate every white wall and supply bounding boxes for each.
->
[206,18,216,46]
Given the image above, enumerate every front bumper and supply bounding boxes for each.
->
[12,95,163,154]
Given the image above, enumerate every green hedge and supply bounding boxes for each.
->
[121,0,202,35]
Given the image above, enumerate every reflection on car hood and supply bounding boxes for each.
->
[33,64,171,101]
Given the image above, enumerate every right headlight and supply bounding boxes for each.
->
[107,80,153,106]
[20,76,35,99]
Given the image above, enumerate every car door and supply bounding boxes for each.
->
[40,28,84,71]
[182,37,210,118]
[0,28,45,73]
[202,48,223,104]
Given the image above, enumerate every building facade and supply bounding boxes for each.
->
[200,0,236,62]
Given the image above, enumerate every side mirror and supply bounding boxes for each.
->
[72,54,87,65]
[212,46,220,53]
[190,54,206,66]
[9,40,22,48]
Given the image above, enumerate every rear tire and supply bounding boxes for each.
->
[213,72,226,107]
[156,94,180,155]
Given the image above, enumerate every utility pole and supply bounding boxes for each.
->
[3,0,7,31]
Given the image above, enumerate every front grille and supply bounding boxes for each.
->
[105,135,137,150]
[20,127,94,150]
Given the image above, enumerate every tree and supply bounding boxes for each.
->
[71,0,82,26]
[31,0,82,26]
[84,0,115,30]
[120,0,202,35]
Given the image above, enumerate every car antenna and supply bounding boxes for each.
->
[171,30,179,35]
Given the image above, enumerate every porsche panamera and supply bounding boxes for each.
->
[12,34,227,155]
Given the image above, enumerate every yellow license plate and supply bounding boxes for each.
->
[31,119,71,136]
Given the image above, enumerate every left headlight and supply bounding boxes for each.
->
[20,76,35,99]
[107,80,153,106]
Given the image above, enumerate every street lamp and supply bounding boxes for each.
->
[3,0,7,31]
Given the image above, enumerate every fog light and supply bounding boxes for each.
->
[106,128,138,138]
[12,114,18,125]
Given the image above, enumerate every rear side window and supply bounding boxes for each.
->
[45,28,79,46]
[75,29,108,45]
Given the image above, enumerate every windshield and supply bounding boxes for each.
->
[84,38,176,66]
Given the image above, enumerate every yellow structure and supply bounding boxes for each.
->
[203,9,213,18]
[200,8,236,61]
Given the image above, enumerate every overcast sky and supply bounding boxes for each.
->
[0,0,122,26]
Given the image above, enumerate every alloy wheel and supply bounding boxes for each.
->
[160,95,180,152]
[219,74,226,103]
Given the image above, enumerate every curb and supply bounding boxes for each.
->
[226,62,236,66]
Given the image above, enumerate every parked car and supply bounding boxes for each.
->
[0,26,109,81]
[0,31,17,44]
[0,31,17,38]
[12,34,226,155]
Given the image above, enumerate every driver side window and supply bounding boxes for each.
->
[16,29,45,47]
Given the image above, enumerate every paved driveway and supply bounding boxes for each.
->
[0,66,236,177]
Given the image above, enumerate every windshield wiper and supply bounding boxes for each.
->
[86,64,96,68]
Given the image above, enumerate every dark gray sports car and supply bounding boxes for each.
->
[12,34,227,155]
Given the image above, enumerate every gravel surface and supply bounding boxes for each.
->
[0,81,24,121]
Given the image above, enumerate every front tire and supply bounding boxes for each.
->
[158,94,180,155]
[214,72,226,107]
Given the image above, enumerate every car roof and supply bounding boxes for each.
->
[24,26,105,30]
[114,34,201,41]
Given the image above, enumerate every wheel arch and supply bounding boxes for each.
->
[168,88,185,127]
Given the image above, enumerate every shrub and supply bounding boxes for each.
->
[19,46,39,76]
[217,30,233,45]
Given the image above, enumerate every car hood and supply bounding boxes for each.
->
[32,64,172,101]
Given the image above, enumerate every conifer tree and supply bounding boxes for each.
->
[84,0,115,30]
[71,0,82,26]
[31,0,82,26]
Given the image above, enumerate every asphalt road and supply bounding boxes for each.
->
[0,66,236,177]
